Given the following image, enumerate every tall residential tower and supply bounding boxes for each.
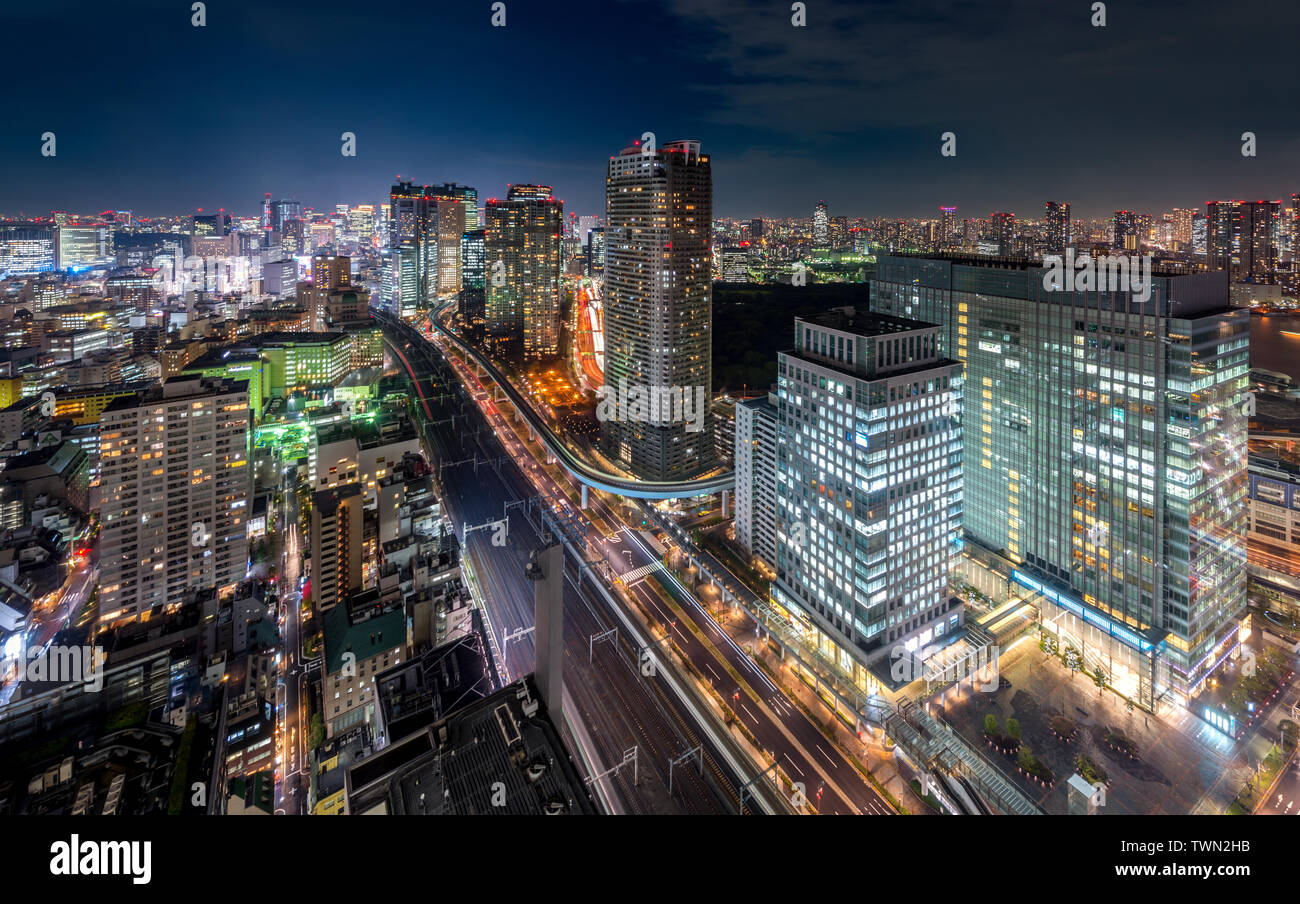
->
[602,139,714,480]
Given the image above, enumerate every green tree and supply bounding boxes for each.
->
[1018,747,1038,773]
[984,714,999,736]
[1006,718,1021,742]
[308,714,325,751]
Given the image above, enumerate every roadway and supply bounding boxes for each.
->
[573,276,605,390]
[1,560,98,706]
[275,467,313,815]
[416,324,898,816]
[378,310,734,499]
[385,334,745,814]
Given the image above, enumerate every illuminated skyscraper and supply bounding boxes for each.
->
[389,180,464,306]
[433,183,479,231]
[271,199,302,231]
[1172,207,1195,250]
[484,185,562,359]
[1206,200,1279,283]
[602,139,713,480]
[813,202,829,247]
[1044,201,1071,255]
[991,211,1015,255]
[939,206,957,247]
[1113,210,1140,250]
[434,198,465,298]
[872,254,1249,710]
[1290,194,1300,258]
[772,312,964,682]
[459,229,486,325]
[587,227,605,275]
[347,204,377,246]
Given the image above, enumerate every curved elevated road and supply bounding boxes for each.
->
[377,309,735,500]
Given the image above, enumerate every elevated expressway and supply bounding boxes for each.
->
[377,309,734,501]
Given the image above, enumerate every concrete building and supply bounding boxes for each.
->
[97,376,251,629]
[734,393,778,570]
[601,139,714,480]
[772,310,964,684]
[871,254,1249,709]
[484,185,562,359]
[311,482,364,615]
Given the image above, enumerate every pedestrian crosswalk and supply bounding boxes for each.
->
[619,562,664,584]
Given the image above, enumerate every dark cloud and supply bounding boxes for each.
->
[0,0,1295,219]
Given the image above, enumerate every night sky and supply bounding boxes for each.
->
[3,0,1298,219]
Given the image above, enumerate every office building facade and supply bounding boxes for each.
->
[772,311,964,685]
[871,254,1250,710]
[483,185,562,359]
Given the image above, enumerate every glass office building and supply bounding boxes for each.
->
[772,311,964,687]
[871,254,1250,711]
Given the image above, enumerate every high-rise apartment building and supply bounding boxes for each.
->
[813,202,829,247]
[939,207,957,247]
[1172,208,1195,251]
[602,140,713,480]
[772,311,964,685]
[1112,210,1141,251]
[734,393,778,570]
[98,376,252,629]
[483,185,562,359]
[1044,201,1071,255]
[871,254,1249,710]
[311,482,364,614]
[1206,200,1279,283]
[991,212,1016,255]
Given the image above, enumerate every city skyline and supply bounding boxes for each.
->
[4,0,1300,218]
[2,0,1300,841]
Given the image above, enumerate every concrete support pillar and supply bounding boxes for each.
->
[580,484,589,509]
[532,543,564,716]
[721,490,730,518]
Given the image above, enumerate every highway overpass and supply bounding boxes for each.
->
[376,309,735,500]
